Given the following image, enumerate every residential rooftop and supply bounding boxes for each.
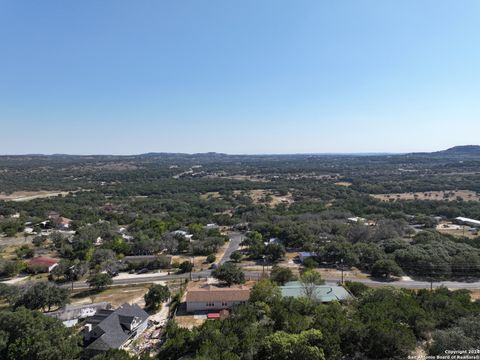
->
[186,284,251,303]
[85,303,149,352]
[280,281,352,302]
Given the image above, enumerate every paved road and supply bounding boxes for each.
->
[66,268,480,290]
[321,275,480,289]
[219,232,244,265]
[67,270,264,290]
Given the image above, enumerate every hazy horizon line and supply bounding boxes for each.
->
[0,145,476,157]
[0,150,440,157]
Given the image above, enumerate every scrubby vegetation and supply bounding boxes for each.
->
[1,152,480,358]
[160,281,480,360]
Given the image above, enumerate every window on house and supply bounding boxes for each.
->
[221,301,228,306]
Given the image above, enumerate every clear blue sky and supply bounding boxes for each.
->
[1,1,479,155]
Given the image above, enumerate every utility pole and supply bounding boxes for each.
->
[68,265,76,291]
[190,256,194,281]
[429,265,434,292]
[262,255,266,278]
[340,258,344,285]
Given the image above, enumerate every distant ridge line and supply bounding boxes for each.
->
[0,145,478,157]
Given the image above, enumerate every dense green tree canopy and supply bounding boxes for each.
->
[212,262,245,286]
[159,285,480,360]
[144,284,170,311]
[13,282,70,311]
[250,279,281,304]
[87,272,113,291]
[270,265,296,285]
[0,308,81,360]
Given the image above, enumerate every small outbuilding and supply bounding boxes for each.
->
[455,217,480,228]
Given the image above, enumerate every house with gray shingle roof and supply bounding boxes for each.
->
[84,303,149,355]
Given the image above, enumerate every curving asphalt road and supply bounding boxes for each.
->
[218,232,244,265]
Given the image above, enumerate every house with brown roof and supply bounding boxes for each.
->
[27,257,59,273]
[186,284,251,312]
[55,216,72,230]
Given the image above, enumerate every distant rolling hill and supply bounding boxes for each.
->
[405,145,480,157]
[432,145,480,156]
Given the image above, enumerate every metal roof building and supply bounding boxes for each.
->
[280,281,352,302]
[455,217,480,227]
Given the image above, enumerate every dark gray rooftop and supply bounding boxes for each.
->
[86,303,149,351]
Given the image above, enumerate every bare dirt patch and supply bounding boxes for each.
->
[200,191,221,200]
[172,242,229,270]
[436,222,478,238]
[172,254,209,270]
[0,190,72,202]
[371,190,480,202]
[175,314,208,329]
[335,181,352,187]
[71,285,149,308]
[217,174,270,182]
[201,189,294,207]
[233,189,294,207]
[468,289,480,301]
